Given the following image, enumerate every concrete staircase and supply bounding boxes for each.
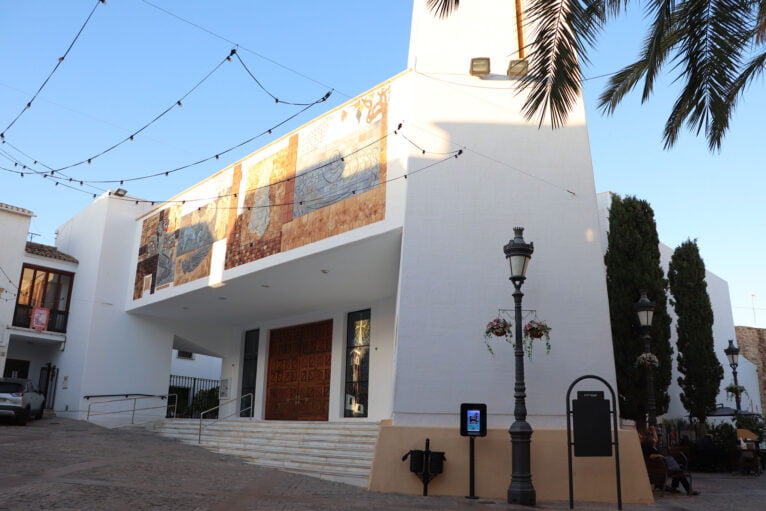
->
[148,419,380,487]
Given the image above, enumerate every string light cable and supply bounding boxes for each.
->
[0,263,20,292]
[0,163,108,199]
[3,47,331,179]
[0,141,106,196]
[233,51,333,106]
[138,0,349,99]
[49,50,238,174]
[1,91,331,206]
[401,119,577,197]
[103,129,396,206]
[119,149,462,213]
[104,126,462,208]
[1,0,106,139]
[54,91,330,187]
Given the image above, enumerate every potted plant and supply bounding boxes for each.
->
[635,353,659,368]
[485,318,511,338]
[483,318,511,356]
[725,383,748,401]
[522,320,551,358]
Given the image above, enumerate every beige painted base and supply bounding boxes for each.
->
[368,425,653,504]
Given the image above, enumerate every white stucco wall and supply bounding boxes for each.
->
[389,70,615,429]
[51,194,183,420]
[0,204,34,376]
[409,0,523,75]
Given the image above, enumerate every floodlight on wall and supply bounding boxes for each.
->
[469,58,491,76]
[507,59,529,79]
[113,188,127,197]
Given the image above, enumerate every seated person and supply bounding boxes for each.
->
[640,425,699,496]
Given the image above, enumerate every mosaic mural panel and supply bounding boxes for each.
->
[134,84,389,299]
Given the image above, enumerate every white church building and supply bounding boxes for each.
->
[2,1,757,504]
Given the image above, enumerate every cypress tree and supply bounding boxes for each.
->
[668,240,723,420]
[604,195,673,422]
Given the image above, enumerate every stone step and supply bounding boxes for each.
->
[148,418,380,488]
[209,445,373,468]
[174,433,376,455]
[157,420,379,434]
[156,427,378,446]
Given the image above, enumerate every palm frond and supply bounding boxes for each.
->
[728,50,766,100]
[521,0,611,127]
[757,0,766,44]
[598,59,651,114]
[426,0,460,18]
[598,0,678,116]
[664,0,754,150]
[639,0,678,100]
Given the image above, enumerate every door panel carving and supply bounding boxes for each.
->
[265,320,332,421]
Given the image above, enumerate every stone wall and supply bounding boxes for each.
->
[735,326,766,411]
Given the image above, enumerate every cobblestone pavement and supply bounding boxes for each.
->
[0,417,763,510]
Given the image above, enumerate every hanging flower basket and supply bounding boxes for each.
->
[523,320,551,340]
[485,318,511,338]
[522,320,552,358]
[725,384,747,400]
[483,318,512,356]
[635,353,659,368]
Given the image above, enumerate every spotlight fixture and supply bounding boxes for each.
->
[507,59,529,79]
[113,188,128,197]
[469,57,491,77]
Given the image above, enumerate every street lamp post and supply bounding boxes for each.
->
[724,339,742,413]
[635,290,657,427]
[503,227,535,506]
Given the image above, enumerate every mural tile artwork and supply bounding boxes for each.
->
[133,85,389,299]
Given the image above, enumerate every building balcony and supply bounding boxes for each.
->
[12,304,69,333]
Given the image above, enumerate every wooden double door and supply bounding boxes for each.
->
[265,320,332,421]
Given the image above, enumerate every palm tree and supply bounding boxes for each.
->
[426,0,766,151]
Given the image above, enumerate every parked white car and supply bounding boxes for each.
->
[0,378,45,425]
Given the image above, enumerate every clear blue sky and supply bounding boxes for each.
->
[1,1,763,328]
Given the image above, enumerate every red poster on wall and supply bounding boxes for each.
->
[30,307,50,331]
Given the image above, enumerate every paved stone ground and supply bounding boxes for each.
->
[0,417,763,510]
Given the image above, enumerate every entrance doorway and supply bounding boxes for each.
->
[265,320,332,421]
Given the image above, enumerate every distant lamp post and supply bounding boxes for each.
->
[635,290,657,426]
[724,339,742,412]
[503,226,535,506]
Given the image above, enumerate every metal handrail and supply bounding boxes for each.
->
[84,393,166,400]
[198,393,254,443]
[86,394,177,426]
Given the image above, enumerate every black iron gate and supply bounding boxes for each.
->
[168,375,220,418]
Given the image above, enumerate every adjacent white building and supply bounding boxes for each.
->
[597,192,762,420]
